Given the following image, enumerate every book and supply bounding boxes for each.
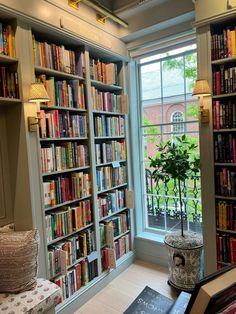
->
[186,265,236,314]
[123,286,173,314]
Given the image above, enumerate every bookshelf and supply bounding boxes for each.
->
[0,18,22,228]
[211,19,236,268]
[29,28,132,307]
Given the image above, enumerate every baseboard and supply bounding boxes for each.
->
[56,251,135,314]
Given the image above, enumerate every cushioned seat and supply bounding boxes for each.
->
[0,278,61,314]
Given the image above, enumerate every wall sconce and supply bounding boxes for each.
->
[192,79,211,124]
[28,83,49,132]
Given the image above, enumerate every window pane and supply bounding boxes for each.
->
[140,62,161,100]
[162,56,184,99]
[185,52,197,94]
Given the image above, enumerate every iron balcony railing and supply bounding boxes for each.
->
[145,168,202,232]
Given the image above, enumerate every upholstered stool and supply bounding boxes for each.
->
[0,278,61,314]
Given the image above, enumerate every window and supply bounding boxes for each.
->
[171,111,184,134]
[138,44,202,235]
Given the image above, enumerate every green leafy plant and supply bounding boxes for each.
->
[149,135,200,237]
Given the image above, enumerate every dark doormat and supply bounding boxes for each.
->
[123,286,174,314]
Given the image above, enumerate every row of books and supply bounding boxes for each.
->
[96,165,127,192]
[214,133,236,163]
[41,143,89,173]
[94,115,125,137]
[0,23,15,57]
[213,66,236,95]
[213,100,236,129]
[101,233,131,270]
[45,203,92,243]
[32,35,85,76]
[211,27,236,61]
[36,75,86,109]
[100,211,130,245]
[39,110,87,139]
[216,232,236,264]
[215,168,236,197]
[48,228,95,278]
[114,233,131,260]
[0,67,19,98]
[95,140,126,165]
[216,200,236,231]
[90,58,118,85]
[91,87,127,113]
[98,188,126,219]
[43,172,91,208]
[55,259,97,303]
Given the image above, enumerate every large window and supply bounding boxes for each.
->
[139,44,202,235]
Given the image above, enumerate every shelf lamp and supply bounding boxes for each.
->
[28,83,49,132]
[192,79,211,124]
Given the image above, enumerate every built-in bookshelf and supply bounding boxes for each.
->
[30,31,132,308]
[0,19,22,228]
[32,34,99,304]
[91,55,131,273]
[211,19,236,269]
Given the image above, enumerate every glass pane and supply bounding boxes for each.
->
[142,105,162,127]
[142,135,161,160]
[140,62,161,100]
[186,101,199,120]
[185,52,197,94]
[162,56,184,98]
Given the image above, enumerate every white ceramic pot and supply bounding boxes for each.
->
[164,231,203,291]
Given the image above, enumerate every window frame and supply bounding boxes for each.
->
[137,45,199,236]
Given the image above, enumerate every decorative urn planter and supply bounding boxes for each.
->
[164,231,203,291]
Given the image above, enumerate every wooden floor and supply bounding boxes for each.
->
[74,260,178,314]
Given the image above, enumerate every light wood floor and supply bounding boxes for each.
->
[74,260,178,314]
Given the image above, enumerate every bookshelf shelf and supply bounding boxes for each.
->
[35,65,85,81]
[40,137,88,142]
[217,228,236,234]
[0,97,21,105]
[212,92,236,99]
[93,110,125,116]
[97,183,127,194]
[94,136,125,140]
[47,222,94,245]
[99,207,128,222]
[212,56,236,65]
[44,194,92,212]
[113,230,130,241]
[40,105,87,113]
[215,195,236,200]
[90,79,122,91]
[96,160,126,167]
[213,129,236,133]
[0,55,18,63]
[42,166,90,177]
[214,163,236,166]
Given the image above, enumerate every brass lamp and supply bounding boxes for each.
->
[28,83,49,132]
[192,79,211,124]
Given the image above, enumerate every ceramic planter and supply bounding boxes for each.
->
[164,231,203,291]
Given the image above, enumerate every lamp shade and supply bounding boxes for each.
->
[28,83,49,103]
[192,79,211,97]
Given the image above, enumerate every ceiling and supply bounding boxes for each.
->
[84,0,195,54]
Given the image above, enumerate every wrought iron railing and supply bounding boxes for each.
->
[145,168,202,231]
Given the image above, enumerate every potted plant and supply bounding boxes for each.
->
[149,134,203,291]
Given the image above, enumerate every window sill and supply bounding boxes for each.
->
[135,231,165,245]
